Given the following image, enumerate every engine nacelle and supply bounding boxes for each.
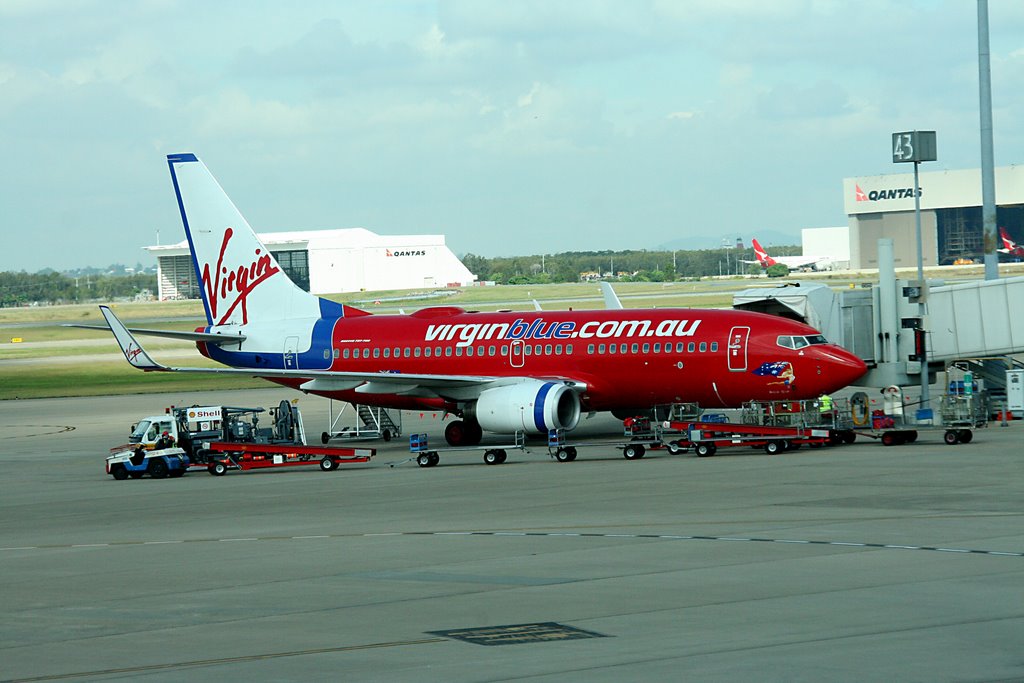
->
[471,381,581,435]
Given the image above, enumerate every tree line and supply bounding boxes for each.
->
[460,245,800,285]
[0,271,158,307]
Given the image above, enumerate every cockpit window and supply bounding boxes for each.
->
[777,334,829,350]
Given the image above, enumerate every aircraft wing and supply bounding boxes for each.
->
[99,306,586,397]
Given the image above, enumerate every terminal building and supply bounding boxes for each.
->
[146,228,477,300]
[842,165,1024,269]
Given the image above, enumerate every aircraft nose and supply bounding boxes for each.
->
[820,346,868,389]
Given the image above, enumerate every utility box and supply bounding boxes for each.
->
[1007,370,1024,416]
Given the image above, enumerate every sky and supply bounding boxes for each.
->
[2,1,1024,272]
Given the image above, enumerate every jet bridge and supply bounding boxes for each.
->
[733,252,1024,393]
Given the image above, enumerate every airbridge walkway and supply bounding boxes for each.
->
[733,274,1024,397]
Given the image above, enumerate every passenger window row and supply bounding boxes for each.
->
[323,340,720,360]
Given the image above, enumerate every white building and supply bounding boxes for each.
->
[802,226,850,269]
[146,228,476,301]
[843,165,1024,269]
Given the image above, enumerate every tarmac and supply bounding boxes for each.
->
[1,387,1023,682]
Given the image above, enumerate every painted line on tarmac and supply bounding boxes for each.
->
[1,637,447,682]
[2,531,1022,558]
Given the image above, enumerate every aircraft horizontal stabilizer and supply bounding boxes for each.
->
[67,323,246,344]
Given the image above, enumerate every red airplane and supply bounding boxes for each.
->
[100,154,867,446]
[998,228,1024,258]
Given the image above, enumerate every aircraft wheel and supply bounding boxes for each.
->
[958,429,973,444]
[944,430,960,445]
[111,465,128,481]
[764,440,783,455]
[623,444,645,460]
[320,456,337,471]
[695,443,714,457]
[148,458,169,479]
[445,420,482,446]
[210,461,228,476]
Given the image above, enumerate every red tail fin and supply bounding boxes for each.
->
[1000,227,1016,251]
[751,239,777,268]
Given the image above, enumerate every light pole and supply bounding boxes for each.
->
[892,130,937,417]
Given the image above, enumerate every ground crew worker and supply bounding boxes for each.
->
[818,394,834,424]
[155,430,175,450]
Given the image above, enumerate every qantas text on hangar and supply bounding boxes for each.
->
[855,183,923,202]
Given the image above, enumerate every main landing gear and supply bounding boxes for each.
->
[444,419,483,447]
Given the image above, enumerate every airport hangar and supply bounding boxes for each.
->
[840,164,1024,269]
[146,227,477,300]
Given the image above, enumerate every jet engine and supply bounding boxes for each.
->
[470,381,581,435]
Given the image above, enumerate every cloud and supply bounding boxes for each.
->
[756,80,853,120]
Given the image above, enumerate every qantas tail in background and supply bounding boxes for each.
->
[751,239,777,268]
[999,227,1023,255]
[166,153,333,327]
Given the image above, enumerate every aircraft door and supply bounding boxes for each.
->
[727,326,750,371]
[284,336,299,370]
[510,339,525,368]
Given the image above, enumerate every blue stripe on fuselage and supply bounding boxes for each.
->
[205,315,340,371]
[319,298,344,318]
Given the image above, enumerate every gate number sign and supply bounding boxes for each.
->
[892,131,937,163]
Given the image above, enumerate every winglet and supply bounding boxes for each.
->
[100,306,169,371]
[600,281,623,310]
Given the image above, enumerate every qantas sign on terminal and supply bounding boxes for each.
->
[855,183,922,202]
[97,153,867,448]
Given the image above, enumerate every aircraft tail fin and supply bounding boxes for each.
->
[751,238,777,268]
[999,227,1016,252]
[166,154,340,326]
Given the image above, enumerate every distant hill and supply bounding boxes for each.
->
[657,229,801,252]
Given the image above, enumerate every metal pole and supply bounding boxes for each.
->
[979,0,999,280]
[914,161,930,411]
